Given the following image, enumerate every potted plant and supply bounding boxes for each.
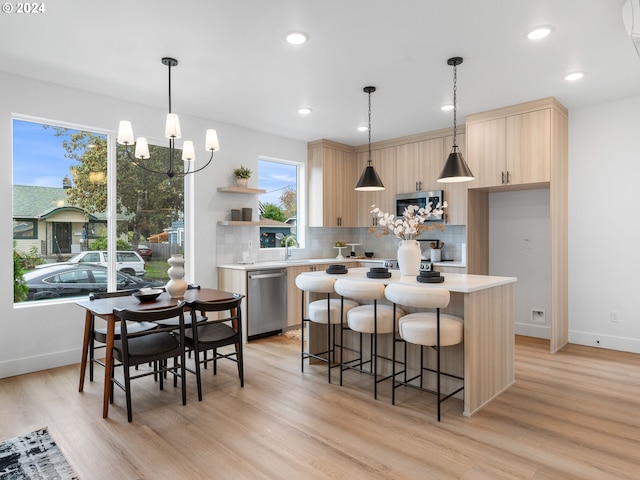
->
[233,165,252,187]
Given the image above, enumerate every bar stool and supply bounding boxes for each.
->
[295,274,358,383]
[385,283,464,421]
[334,279,405,399]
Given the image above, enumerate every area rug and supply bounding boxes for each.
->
[0,427,78,479]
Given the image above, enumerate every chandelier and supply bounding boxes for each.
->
[116,57,220,179]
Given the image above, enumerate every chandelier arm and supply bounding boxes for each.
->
[165,150,214,177]
[123,146,176,176]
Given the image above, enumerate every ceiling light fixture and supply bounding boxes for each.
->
[357,125,368,132]
[286,32,308,45]
[564,71,585,81]
[527,26,552,40]
[355,86,385,191]
[441,104,454,111]
[297,107,312,115]
[117,57,219,179]
[437,57,475,183]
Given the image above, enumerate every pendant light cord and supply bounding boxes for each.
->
[368,89,372,165]
[452,61,458,147]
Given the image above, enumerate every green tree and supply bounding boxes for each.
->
[14,243,28,302]
[261,203,287,222]
[47,127,184,246]
[280,187,297,219]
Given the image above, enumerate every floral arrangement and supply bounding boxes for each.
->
[233,165,252,179]
[368,202,447,240]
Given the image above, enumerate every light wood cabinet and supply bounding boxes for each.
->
[464,97,568,353]
[308,140,356,227]
[355,147,397,227]
[466,106,551,189]
[396,138,445,193]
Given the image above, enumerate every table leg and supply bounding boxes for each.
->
[78,310,92,392]
[102,317,115,418]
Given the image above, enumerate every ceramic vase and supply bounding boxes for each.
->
[397,239,421,276]
[236,178,249,188]
[165,253,188,298]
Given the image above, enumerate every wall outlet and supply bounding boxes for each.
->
[523,238,531,249]
[610,311,619,323]
[531,309,546,324]
[248,240,253,249]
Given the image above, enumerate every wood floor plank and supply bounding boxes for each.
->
[0,335,639,479]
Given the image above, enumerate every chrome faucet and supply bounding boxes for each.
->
[284,236,298,260]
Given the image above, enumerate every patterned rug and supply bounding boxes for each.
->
[0,427,78,479]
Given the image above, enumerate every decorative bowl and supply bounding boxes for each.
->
[133,288,163,303]
[364,252,374,258]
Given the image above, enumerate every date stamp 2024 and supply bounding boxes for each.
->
[2,2,46,14]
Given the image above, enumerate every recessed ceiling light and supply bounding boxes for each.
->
[527,26,552,40]
[564,71,585,81]
[357,126,368,132]
[297,107,312,115]
[441,104,454,111]
[286,32,308,45]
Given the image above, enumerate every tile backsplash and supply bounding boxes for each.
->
[216,225,467,265]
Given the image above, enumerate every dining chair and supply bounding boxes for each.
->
[88,289,157,381]
[183,294,245,401]
[111,301,187,422]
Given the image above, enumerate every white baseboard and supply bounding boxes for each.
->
[515,322,550,339]
[0,348,80,379]
[568,331,640,354]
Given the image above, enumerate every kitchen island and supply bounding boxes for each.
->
[300,267,517,416]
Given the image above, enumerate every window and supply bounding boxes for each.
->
[13,219,37,239]
[258,158,300,249]
[13,117,186,303]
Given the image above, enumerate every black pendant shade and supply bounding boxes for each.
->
[355,162,385,191]
[437,57,474,183]
[355,85,385,191]
[438,145,474,183]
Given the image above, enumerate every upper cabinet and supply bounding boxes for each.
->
[466,98,561,190]
[308,140,357,227]
[355,147,397,227]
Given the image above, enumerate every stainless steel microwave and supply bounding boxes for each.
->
[395,190,444,221]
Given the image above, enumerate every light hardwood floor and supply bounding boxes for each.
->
[1,335,639,479]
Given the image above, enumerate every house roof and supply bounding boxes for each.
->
[12,185,123,222]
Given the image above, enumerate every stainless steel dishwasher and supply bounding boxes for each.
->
[247,269,288,339]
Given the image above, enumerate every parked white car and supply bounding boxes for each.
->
[36,250,146,276]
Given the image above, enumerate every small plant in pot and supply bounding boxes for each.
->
[233,165,252,187]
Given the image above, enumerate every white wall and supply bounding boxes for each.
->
[568,96,640,352]
[489,189,551,338]
[0,71,306,378]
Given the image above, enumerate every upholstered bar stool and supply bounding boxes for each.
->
[334,279,405,399]
[295,274,358,383]
[384,283,464,421]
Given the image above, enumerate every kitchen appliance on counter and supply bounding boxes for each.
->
[247,268,287,340]
[395,190,444,221]
[383,259,433,271]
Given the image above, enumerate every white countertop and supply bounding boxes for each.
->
[302,267,516,293]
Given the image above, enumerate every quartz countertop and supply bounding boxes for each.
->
[217,258,384,271]
[302,267,515,293]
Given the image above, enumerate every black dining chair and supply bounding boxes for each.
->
[88,289,157,381]
[110,301,187,422]
[183,294,245,401]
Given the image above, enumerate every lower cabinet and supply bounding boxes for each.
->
[218,261,355,342]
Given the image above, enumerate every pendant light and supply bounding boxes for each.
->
[355,86,385,191]
[437,57,475,183]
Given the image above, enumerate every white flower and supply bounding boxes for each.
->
[369,202,446,240]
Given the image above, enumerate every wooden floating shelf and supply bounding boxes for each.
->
[217,186,267,194]
[217,221,263,226]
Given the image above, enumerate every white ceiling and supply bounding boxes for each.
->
[1,0,639,146]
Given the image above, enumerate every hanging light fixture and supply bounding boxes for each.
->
[355,86,385,191]
[116,57,220,179]
[437,57,474,183]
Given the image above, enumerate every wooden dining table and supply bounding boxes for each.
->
[75,287,238,418]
